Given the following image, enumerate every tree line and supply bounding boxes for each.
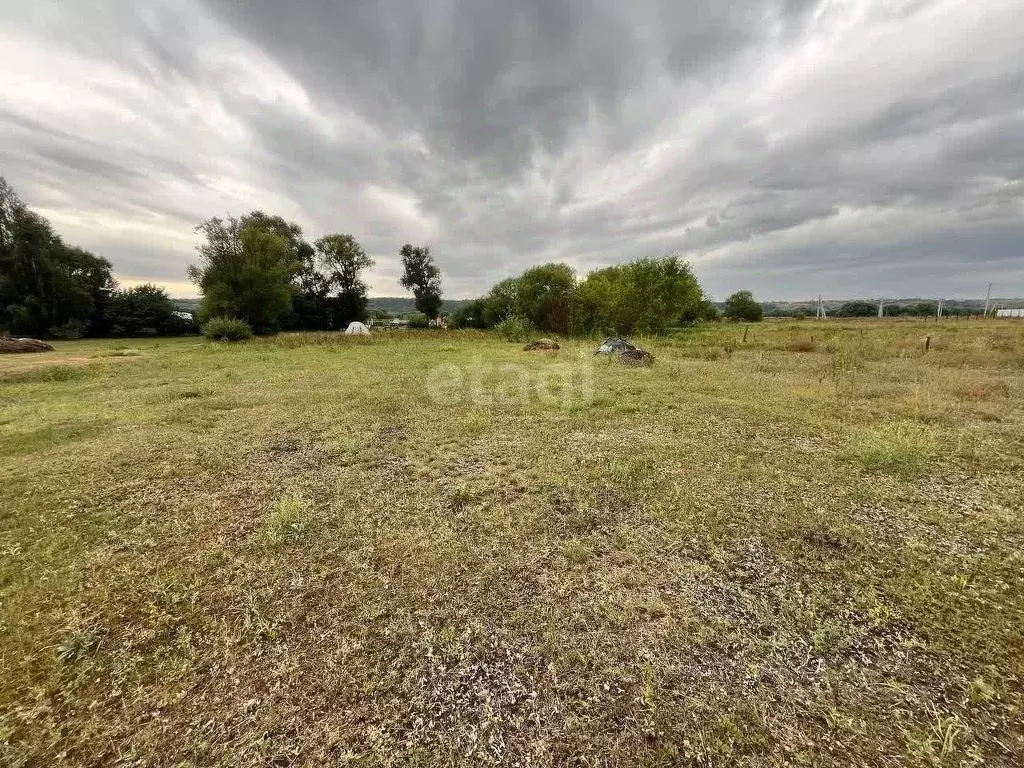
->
[0,180,443,338]
[185,210,765,338]
[0,177,193,338]
[827,300,980,318]
[3,177,763,340]
[186,210,442,334]
[448,261,762,334]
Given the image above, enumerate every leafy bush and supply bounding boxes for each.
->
[463,255,709,335]
[103,284,197,337]
[202,316,253,341]
[724,290,764,322]
[573,256,703,335]
[406,312,430,329]
[516,263,575,334]
[450,298,490,329]
[495,314,534,342]
[47,320,86,339]
[679,296,719,324]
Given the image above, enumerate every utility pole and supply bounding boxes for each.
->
[983,283,992,317]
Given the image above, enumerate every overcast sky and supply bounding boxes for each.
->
[2,0,1022,300]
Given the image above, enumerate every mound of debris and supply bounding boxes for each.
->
[0,337,54,354]
[594,337,654,366]
[523,338,560,351]
[618,348,654,366]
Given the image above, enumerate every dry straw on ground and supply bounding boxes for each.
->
[1,319,1022,766]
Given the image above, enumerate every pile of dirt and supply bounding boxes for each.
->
[595,337,654,366]
[523,338,560,351]
[618,349,654,366]
[0,337,54,354]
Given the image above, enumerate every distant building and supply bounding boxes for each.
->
[995,308,1024,318]
[172,311,193,321]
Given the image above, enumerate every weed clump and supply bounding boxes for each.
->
[4,364,91,384]
[839,424,937,478]
[787,339,817,353]
[203,316,253,342]
[44,365,88,382]
[264,493,310,544]
[562,540,593,565]
[57,630,101,663]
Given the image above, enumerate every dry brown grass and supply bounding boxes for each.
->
[1,320,1023,766]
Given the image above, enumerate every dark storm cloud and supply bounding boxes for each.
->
[201,0,818,175]
[1,0,1022,298]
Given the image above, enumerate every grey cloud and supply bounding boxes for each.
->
[1,111,201,224]
[200,0,820,177]
[1,0,1022,299]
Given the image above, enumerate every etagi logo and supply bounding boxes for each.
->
[425,357,595,408]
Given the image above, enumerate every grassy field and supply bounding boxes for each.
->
[2,320,1023,766]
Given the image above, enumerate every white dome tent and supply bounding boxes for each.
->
[344,322,371,335]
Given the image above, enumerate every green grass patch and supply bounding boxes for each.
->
[263,493,310,544]
[839,423,938,478]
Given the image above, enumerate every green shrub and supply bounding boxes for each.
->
[406,312,430,329]
[723,290,764,322]
[202,316,253,342]
[495,314,534,342]
[47,320,85,339]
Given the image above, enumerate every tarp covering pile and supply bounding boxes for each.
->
[594,337,653,366]
[595,337,637,355]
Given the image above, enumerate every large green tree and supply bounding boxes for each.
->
[315,234,374,326]
[399,244,442,319]
[679,294,720,324]
[515,263,575,334]
[1,176,114,337]
[723,290,764,322]
[188,215,300,334]
[574,256,702,335]
[482,277,520,326]
[103,284,193,336]
[837,300,877,318]
[292,256,335,330]
[450,298,490,329]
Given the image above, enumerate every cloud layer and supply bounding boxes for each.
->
[2,0,1022,299]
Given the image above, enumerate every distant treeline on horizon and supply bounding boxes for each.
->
[171,296,1024,318]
